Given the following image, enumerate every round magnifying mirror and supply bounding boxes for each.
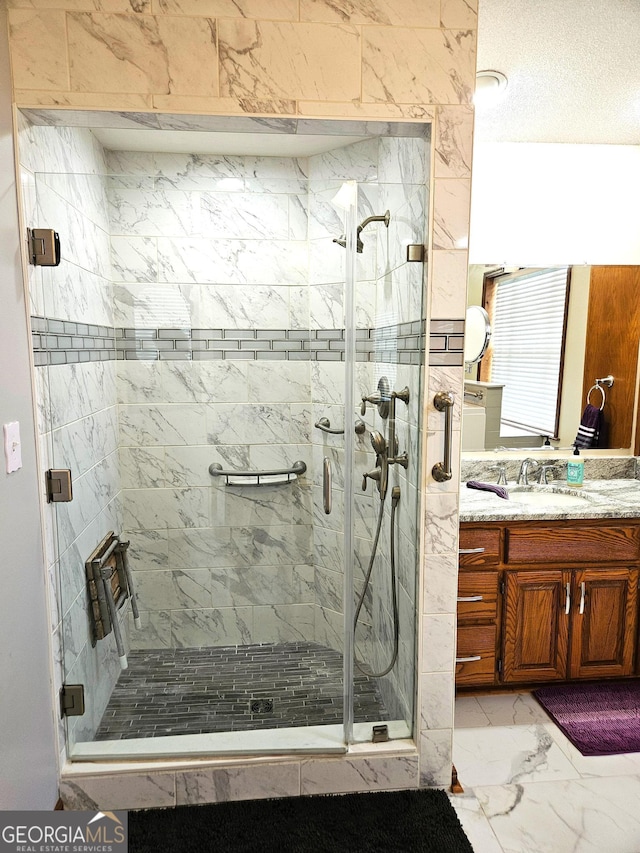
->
[464,305,491,364]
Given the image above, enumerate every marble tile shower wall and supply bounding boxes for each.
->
[17,116,125,757]
[110,149,316,649]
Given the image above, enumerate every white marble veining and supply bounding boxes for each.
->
[157,236,308,285]
[300,753,419,795]
[60,773,176,811]
[454,724,580,788]
[362,27,475,105]
[452,690,640,852]
[67,12,218,97]
[170,607,253,647]
[476,776,640,853]
[175,762,300,805]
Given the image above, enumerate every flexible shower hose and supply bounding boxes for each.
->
[353,487,400,678]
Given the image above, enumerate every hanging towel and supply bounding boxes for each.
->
[466,480,510,500]
[574,403,601,448]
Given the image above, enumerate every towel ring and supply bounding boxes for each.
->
[586,384,606,411]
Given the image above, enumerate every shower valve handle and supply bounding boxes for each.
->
[361,392,382,416]
[362,468,381,490]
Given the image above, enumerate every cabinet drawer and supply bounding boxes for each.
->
[459,527,501,567]
[457,571,498,621]
[506,525,640,565]
[455,625,497,685]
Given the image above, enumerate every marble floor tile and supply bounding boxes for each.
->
[475,775,640,853]
[453,723,580,788]
[454,695,491,728]
[454,692,640,852]
[474,692,552,727]
[448,791,504,853]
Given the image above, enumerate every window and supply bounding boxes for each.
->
[480,267,571,438]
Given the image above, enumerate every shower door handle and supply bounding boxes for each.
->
[323,456,332,515]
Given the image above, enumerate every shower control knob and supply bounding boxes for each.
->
[362,468,381,490]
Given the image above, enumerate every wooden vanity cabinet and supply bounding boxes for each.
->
[455,527,501,686]
[457,520,640,689]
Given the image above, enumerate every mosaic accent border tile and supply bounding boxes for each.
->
[429,319,465,367]
[31,317,462,366]
[31,316,116,366]
[95,642,388,741]
[31,317,433,366]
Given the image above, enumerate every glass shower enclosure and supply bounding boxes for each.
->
[25,117,428,760]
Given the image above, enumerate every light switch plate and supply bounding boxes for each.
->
[3,421,22,473]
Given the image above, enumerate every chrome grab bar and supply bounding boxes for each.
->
[579,581,586,614]
[459,547,485,554]
[457,595,483,602]
[565,582,571,615]
[323,456,332,515]
[209,460,306,486]
[432,390,454,482]
[314,417,366,435]
[456,655,482,664]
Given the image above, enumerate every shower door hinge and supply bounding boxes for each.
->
[60,684,85,718]
[46,468,73,503]
[406,244,425,263]
[28,228,61,266]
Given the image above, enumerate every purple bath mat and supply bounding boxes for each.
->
[534,681,640,756]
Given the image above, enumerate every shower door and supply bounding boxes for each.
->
[347,138,428,743]
[25,124,425,761]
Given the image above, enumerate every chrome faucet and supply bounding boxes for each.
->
[517,458,540,485]
[539,464,559,485]
[492,462,508,485]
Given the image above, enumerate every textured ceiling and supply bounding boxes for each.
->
[475,0,640,144]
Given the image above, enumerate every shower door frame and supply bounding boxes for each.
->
[19,110,430,763]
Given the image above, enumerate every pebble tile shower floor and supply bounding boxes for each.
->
[96,641,389,740]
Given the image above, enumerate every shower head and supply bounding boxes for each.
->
[333,233,364,253]
[333,210,391,253]
[369,430,387,456]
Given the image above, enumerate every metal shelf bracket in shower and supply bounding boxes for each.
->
[208,460,307,486]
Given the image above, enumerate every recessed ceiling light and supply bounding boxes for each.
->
[474,70,508,106]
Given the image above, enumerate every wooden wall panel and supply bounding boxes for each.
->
[582,266,640,450]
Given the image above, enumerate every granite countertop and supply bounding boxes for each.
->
[459,478,640,523]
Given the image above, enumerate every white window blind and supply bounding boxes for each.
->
[489,267,569,436]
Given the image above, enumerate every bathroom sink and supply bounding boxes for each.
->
[506,486,591,507]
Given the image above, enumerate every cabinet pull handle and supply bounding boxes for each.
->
[579,581,586,614]
[565,582,571,615]
[459,547,485,554]
[457,595,483,602]
[456,655,482,663]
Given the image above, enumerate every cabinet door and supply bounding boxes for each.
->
[569,567,638,679]
[502,570,570,682]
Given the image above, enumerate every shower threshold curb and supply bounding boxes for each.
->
[63,721,414,772]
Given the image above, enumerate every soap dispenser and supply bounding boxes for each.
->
[566,446,584,487]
